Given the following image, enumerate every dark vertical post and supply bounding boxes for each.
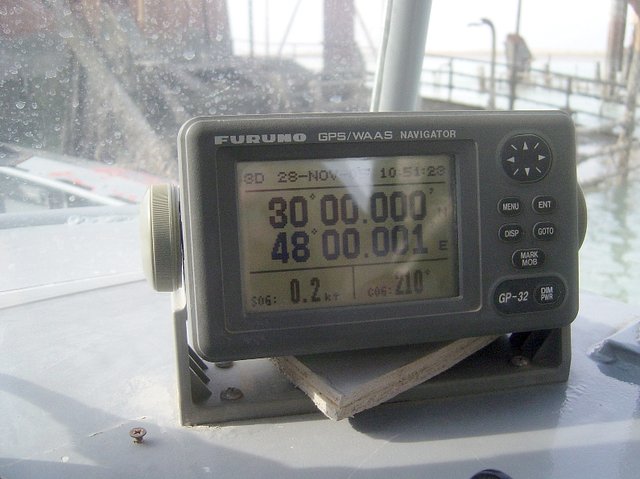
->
[617,19,640,182]
[605,0,627,98]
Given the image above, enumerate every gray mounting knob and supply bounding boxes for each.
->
[578,185,588,249]
[140,184,182,292]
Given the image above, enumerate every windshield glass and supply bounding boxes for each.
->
[0,0,638,307]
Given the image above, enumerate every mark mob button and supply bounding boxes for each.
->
[512,248,546,269]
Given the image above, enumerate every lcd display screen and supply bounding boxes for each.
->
[236,155,459,312]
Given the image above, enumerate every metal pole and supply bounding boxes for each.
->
[265,0,270,56]
[509,0,523,109]
[248,0,254,58]
[370,0,433,112]
[484,18,496,109]
[278,0,303,57]
[469,18,496,109]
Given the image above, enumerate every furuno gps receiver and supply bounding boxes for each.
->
[141,111,586,363]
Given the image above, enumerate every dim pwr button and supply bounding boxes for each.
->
[535,283,560,304]
[493,276,566,314]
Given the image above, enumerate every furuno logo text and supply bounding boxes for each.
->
[214,133,307,145]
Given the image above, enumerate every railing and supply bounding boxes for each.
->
[419,54,629,130]
[235,42,630,134]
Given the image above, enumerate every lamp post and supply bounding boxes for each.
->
[469,18,496,109]
[509,0,523,109]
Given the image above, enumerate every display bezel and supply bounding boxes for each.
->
[206,139,480,333]
[235,154,460,313]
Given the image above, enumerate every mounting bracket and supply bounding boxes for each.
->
[172,291,571,426]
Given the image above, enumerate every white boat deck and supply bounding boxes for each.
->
[1,218,639,478]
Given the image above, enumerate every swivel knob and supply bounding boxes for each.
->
[140,184,182,292]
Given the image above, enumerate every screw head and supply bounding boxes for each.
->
[129,427,147,444]
[220,387,244,401]
[510,355,529,367]
[215,361,234,369]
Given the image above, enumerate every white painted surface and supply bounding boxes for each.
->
[1,221,639,478]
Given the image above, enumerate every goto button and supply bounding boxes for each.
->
[533,222,556,240]
[498,197,522,216]
[512,248,545,269]
[532,195,556,214]
[499,224,524,242]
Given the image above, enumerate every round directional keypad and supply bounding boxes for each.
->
[501,134,552,182]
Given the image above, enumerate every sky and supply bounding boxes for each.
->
[427,0,617,54]
[227,0,631,57]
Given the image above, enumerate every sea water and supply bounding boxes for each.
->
[581,181,640,307]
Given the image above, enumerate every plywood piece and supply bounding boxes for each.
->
[272,336,498,420]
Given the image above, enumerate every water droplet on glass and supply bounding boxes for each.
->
[329,95,342,104]
[15,101,26,110]
[59,30,74,39]
[183,50,195,61]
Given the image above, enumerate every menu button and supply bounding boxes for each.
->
[498,197,522,216]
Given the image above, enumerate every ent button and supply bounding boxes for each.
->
[512,248,545,269]
[532,195,556,214]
